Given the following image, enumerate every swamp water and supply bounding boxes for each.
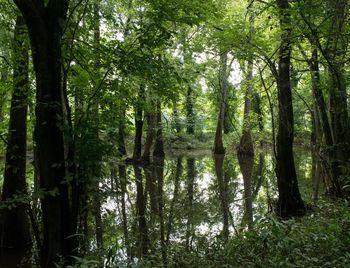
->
[0,149,315,267]
[95,149,314,266]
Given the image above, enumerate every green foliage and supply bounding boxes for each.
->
[131,199,350,268]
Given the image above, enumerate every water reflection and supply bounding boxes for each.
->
[99,150,312,265]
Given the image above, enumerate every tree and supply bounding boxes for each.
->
[13,0,77,266]
[238,0,255,156]
[0,15,31,263]
[213,52,228,154]
[275,0,305,217]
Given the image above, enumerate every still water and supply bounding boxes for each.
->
[0,149,314,267]
[95,149,313,266]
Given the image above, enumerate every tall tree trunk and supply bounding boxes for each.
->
[238,0,255,156]
[309,48,341,196]
[326,0,349,194]
[142,95,156,163]
[133,84,145,162]
[92,3,103,258]
[0,15,31,265]
[153,99,165,158]
[186,85,195,135]
[275,0,305,217]
[172,100,181,133]
[117,108,127,158]
[223,106,232,134]
[213,52,228,154]
[14,1,76,265]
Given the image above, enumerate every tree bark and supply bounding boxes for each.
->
[186,85,195,135]
[238,1,255,156]
[172,100,181,133]
[13,1,77,265]
[0,15,31,264]
[310,48,342,196]
[213,52,228,154]
[142,95,156,163]
[275,0,305,217]
[153,99,165,158]
[133,84,145,162]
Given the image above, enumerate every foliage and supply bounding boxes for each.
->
[132,199,350,268]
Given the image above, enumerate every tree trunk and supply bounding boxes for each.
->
[172,100,181,133]
[117,108,127,158]
[275,0,305,217]
[309,48,342,196]
[238,1,255,156]
[153,99,165,158]
[14,1,77,265]
[133,84,145,162]
[142,96,156,163]
[0,15,31,264]
[213,52,228,154]
[186,85,195,135]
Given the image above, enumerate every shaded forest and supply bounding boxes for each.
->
[1,0,350,267]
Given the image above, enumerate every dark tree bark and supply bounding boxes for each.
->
[13,1,77,266]
[275,0,305,217]
[0,15,31,264]
[223,108,232,134]
[91,4,104,261]
[325,0,349,195]
[300,0,349,196]
[153,99,165,158]
[309,48,342,196]
[142,96,156,163]
[117,108,128,158]
[133,84,145,162]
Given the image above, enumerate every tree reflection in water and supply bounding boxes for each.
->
[99,150,311,266]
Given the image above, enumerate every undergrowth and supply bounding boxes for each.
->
[138,199,350,268]
[69,199,350,267]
